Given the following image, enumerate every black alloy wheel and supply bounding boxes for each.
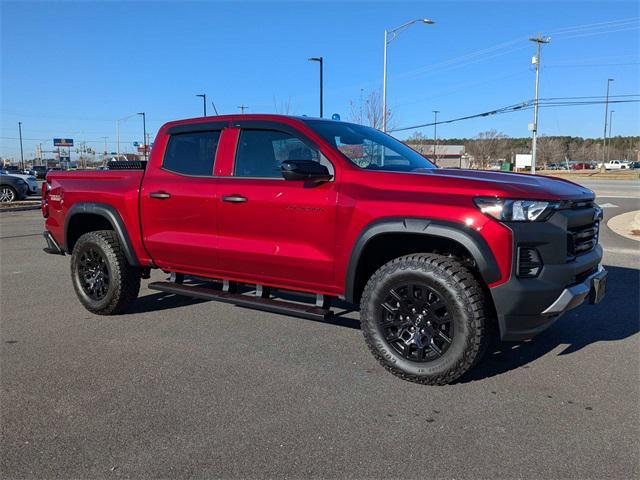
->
[380,283,453,362]
[77,247,110,300]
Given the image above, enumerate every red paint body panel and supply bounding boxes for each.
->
[45,114,595,298]
[44,170,152,265]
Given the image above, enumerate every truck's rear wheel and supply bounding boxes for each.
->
[360,253,489,385]
[71,230,140,315]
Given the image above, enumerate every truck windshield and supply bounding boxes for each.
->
[304,120,436,172]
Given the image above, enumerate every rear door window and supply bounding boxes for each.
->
[163,131,221,176]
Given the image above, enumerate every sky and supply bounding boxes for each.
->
[1,0,639,160]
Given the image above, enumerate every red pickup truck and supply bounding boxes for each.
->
[42,115,607,384]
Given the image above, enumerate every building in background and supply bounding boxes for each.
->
[406,144,469,168]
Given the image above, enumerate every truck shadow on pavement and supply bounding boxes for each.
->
[128,265,638,382]
[458,264,640,383]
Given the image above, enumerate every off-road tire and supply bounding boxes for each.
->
[360,253,490,385]
[71,230,140,315]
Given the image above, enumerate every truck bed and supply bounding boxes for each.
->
[44,169,150,264]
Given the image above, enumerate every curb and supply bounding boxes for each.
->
[0,204,41,213]
[607,210,640,243]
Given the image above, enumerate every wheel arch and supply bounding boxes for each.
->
[344,218,502,304]
[64,203,139,266]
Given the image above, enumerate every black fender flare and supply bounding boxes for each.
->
[344,217,502,303]
[64,203,140,266]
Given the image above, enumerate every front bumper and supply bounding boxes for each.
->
[490,204,605,341]
[542,265,607,315]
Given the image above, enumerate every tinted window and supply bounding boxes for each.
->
[234,129,320,178]
[304,120,435,172]
[163,131,221,176]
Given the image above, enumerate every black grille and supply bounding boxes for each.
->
[567,221,599,259]
[107,160,147,170]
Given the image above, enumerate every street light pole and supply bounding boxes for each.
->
[382,18,435,133]
[308,57,324,117]
[116,113,138,160]
[432,110,439,165]
[601,78,614,171]
[607,110,615,163]
[18,122,24,170]
[196,94,207,117]
[138,112,147,161]
[529,35,550,175]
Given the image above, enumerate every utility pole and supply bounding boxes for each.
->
[308,57,324,117]
[196,94,207,117]
[238,104,248,114]
[18,122,24,170]
[432,110,439,165]
[601,78,614,171]
[138,112,147,161]
[607,110,615,162]
[529,35,550,175]
[101,137,108,156]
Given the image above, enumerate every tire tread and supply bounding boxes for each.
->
[360,253,489,385]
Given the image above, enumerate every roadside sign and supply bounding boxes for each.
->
[54,138,74,147]
[515,154,532,168]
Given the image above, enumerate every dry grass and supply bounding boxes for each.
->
[536,170,639,181]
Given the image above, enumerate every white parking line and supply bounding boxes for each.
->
[597,195,639,199]
[604,247,639,255]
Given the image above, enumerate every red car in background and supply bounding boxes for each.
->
[571,162,596,170]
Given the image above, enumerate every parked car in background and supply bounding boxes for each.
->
[546,163,560,170]
[630,161,640,169]
[0,172,29,202]
[571,162,596,170]
[0,170,38,194]
[600,160,631,170]
[32,166,48,179]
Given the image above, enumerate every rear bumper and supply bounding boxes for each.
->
[43,230,65,255]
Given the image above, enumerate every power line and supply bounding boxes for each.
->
[548,17,639,35]
[390,98,640,133]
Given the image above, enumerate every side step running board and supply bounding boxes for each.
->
[148,281,333,321]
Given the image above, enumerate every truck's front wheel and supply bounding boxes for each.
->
[70,230,140,315]
[360,253,490,385]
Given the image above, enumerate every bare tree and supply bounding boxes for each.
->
[348,89,395,130]
[465,130,508,169]
[273,96,293,115]
[536,136,565,167]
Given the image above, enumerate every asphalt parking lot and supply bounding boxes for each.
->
[1,182,638,479]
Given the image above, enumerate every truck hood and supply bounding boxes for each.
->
[424,168,594,200]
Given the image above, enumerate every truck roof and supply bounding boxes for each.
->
[159,114,356,133]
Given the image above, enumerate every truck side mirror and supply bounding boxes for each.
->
[280,160,332,183]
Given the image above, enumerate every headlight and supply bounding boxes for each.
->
[474,197,559,222]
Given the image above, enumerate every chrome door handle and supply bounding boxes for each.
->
[222,195,247,203]
[149,191,171,199]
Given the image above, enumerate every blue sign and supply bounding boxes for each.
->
[54,138,74,147]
